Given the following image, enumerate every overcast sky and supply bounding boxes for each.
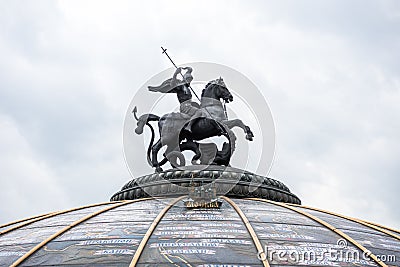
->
[0,0,399,229]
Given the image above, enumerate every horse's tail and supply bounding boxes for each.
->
[135,113,160,134]
[133,107,161,166]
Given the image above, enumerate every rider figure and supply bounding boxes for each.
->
[170,67,200,117]
[148,67,200,133]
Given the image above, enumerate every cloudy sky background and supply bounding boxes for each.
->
[1,0,399,229]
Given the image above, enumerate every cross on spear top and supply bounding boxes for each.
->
[161,47,178,69]
[160,46,229,121]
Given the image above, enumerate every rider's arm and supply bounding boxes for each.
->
[170,67,181,87]
[182,67,193,85]
[182,67,193,73]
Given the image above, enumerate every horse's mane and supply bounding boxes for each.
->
[202,82,217,97]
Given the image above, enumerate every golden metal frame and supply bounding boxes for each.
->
[359,219,400,235]
[247,198,388,267]
[287,203,400,241]
[0,212,54,229]
[129,196,185,267]
[10,199,150,267]
[0,200,124,236]
[221,196,270,267]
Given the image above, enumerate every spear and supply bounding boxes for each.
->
[161,46,202,102]
[160,47,233,154]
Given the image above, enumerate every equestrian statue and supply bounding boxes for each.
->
[133,48,254,172]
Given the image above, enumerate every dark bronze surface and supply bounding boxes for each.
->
[110,166,301,205]
[134,66,254,172]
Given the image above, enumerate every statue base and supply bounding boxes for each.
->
[110,165,301,204]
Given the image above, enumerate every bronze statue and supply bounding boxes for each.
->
[133,48,253,172]
[134,70,254,172]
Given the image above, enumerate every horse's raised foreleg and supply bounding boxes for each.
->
[223,119,254,141]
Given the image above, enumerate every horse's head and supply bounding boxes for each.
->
[218,84,233,103]
[203,77,233,103]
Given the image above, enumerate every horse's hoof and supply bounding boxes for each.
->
[155,167,163,173]
[246,135,253,141]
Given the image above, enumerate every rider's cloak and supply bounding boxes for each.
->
[148,78,186,93]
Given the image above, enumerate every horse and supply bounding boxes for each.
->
[134,79,254,172]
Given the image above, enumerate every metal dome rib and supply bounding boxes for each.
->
[287,203,400,241]
[0,201,124,236]
[10,199,151,267]
[359,220,400,235]
[129,196,185,266]
[221,196,270,267]
[248,198,388,267]
[0,212,54,230]
[129,196,272,267]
